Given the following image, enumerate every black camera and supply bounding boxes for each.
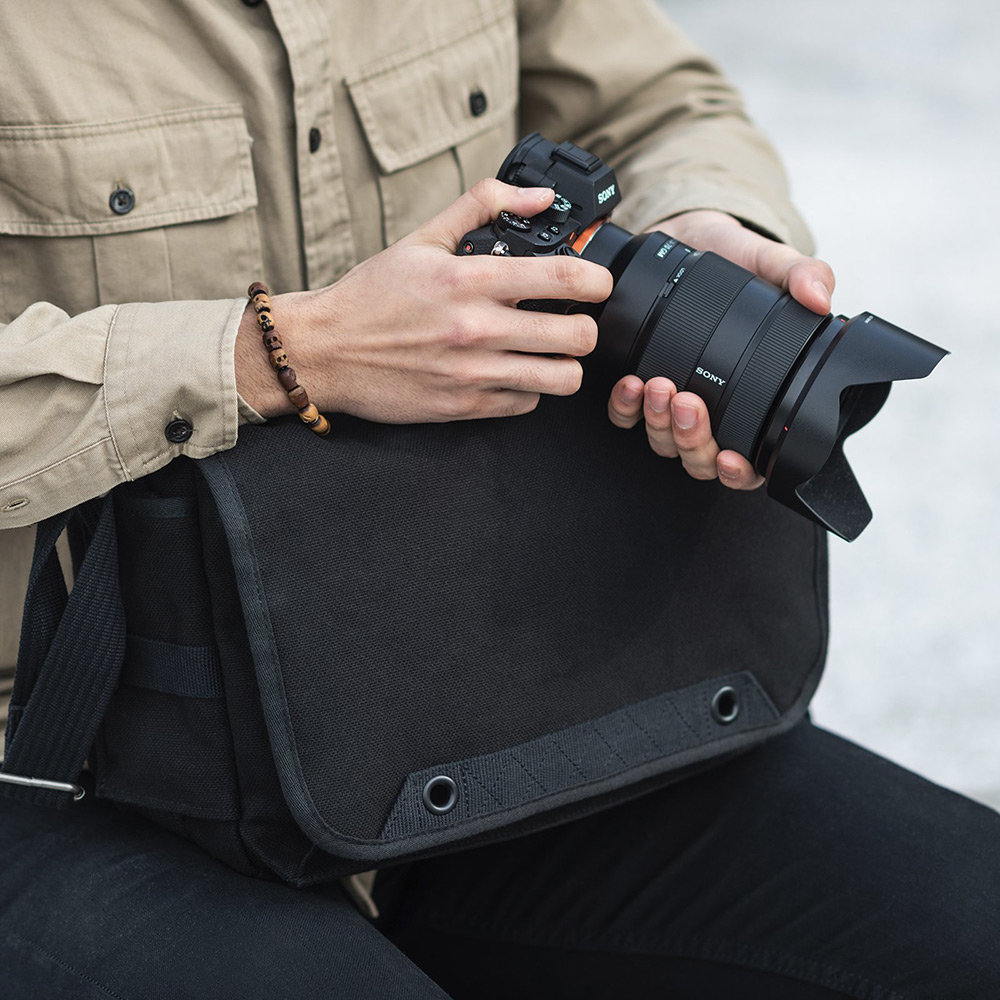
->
[459,133,948,541]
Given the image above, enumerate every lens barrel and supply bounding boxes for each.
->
[583,225,947,540]
[587,227,824,465]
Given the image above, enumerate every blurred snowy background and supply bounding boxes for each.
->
[659,0,1000,807]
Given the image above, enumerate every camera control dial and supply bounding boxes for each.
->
[497,211,532,233]
[547,194,572,224]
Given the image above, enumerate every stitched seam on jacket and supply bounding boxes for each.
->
[102,304,129,482]
[0,198,255,234]
[0,437,116,491]
[0,103,246,140]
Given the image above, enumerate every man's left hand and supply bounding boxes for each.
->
[605,210,836,491]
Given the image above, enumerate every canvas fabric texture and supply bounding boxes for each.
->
[3,390,826,881]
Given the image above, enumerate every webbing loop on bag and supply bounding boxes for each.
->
[1,497,126,807]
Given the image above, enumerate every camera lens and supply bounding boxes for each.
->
[587,228,826,460]
[580,223,946,540]
[488,132,947,539]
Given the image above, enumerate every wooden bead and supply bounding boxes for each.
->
[301,408,331,436]
[287,385,309,409]
[248,280,331,438]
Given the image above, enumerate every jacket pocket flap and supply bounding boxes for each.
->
[345,12,517,175]
[0,104,257,237]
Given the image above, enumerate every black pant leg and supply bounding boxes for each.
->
[0,797,451,1000]
[375,721,1000,1000]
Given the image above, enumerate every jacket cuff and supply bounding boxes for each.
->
[103,297,249,479]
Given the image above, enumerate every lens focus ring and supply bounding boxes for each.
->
[716,299,825,458]
[636,254,750,389]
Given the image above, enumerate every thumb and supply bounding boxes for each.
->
[749,238,836,315]
[412,178,555,251]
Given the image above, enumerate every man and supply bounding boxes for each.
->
[1,1,997,996]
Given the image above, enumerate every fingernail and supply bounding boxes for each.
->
[621,382,642,404]
[718,462,740,481]
[812,280,831,308]
[524,187,553,203]
[649,388,670,412]
[673,402,697,429]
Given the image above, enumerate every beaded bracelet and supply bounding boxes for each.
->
[247,281,331,436]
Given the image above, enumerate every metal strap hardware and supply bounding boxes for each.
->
[1,497,124,808]
[0,771,85,800]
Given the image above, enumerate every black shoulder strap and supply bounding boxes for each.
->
[1,497,125,808]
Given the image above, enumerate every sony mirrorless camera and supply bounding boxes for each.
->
[458,133,947,540]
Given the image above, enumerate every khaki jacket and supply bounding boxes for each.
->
[0,0,811,906]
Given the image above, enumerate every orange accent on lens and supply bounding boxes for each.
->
[571,218,608,255]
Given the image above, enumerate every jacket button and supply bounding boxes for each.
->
[308,127,322,153]
[164,419,193,444]
[109,187,135,215]
[468,89,488,117]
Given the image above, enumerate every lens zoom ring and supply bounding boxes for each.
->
[636,254,750,387]
[716,300,825,457]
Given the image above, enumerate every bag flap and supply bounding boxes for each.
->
[199,389,827,863]
[0,104,257,236]
[345,11,517,174]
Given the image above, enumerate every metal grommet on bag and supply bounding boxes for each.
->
[422,775,458,814]
[711,685,740,725]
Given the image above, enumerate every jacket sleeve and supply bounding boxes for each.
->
[516,0,814,252]
[0,298,262,530]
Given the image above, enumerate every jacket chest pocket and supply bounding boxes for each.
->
[0,104,261,321]
[345,9,519,246]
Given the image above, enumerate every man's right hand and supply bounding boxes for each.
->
[235,180,613,423]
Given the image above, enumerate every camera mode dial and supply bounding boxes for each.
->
[497,211,532,233]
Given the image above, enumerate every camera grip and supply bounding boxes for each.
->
[456,225,501,257]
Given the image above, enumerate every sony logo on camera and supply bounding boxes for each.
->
[597,183,617,205]
[696,366,727,386]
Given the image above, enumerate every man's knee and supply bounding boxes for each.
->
[0,800,449,999]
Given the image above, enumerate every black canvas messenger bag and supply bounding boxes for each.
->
[1,383,828,885]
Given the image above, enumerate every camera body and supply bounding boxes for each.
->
[458,133,947,541]
[459,136,621,261]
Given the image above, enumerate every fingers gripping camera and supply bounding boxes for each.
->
[458,133,948,541]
